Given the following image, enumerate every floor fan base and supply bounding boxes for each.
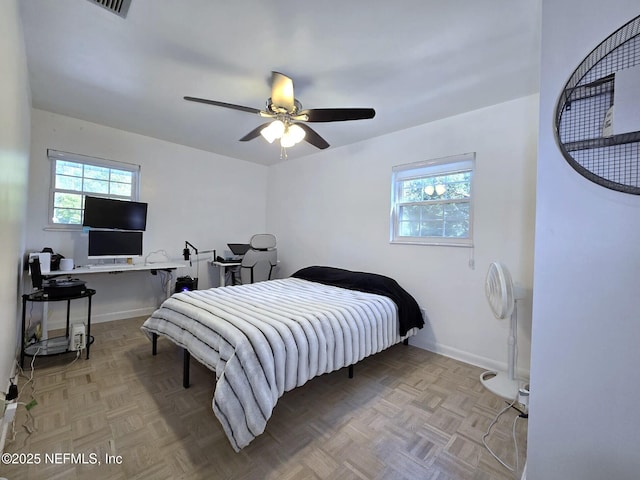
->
[480,370,520,401]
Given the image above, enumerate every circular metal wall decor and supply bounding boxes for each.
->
[554,15,640,194]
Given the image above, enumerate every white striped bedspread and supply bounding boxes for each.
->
[140,277,418,451]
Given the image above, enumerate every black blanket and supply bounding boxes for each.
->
[291,266,424,336]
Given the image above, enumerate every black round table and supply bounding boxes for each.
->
[21,288,96,368]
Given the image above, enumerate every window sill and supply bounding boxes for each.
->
[44,225,84,232]
[390,239,473,248]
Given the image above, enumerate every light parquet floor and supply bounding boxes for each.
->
[2,317,527,480]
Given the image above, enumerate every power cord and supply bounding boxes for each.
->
[17,347,40,397]
[158,270,173,298]
[10,345,80,447]
[7,348,41,446]
[64,349,82,370]
[144,249,170,265]
[482,398,526,475]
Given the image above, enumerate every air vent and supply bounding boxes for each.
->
[87,0,132,18]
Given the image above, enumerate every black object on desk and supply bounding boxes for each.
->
[227,243,250,256]
[216,256,241,264]
[21,288,96,368]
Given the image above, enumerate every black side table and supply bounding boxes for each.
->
[21,289,96,368]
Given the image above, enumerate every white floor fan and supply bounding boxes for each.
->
[480,262,524,400]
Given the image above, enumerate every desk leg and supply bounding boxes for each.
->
[219,266,226,287]
[86,294,92,360]
[41,303,49,341]
[165,271,173,300]
[65,299,71,338]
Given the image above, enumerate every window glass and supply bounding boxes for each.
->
[391,153,474,246]
[47,150,140,227]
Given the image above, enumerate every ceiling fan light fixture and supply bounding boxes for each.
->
[260,120,285,143]
[280,135,295,148]
[280,123,306,148]
[261,121,307,149]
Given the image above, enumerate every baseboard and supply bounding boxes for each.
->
[409,336,530,380]
[46,307,156,330]
[1,361,18,454]
[87,307,156,325]
[0,410,9,455]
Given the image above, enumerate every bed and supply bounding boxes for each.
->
[140,266,424,451]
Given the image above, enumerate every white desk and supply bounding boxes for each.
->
[50,262,185,299]
[35,262,185,343]
[210,260,241,286]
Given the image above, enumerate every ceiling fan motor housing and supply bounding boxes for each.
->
[267,97,302,116]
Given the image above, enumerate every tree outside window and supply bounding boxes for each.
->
[391,153,474,246]
[48,150,139,227]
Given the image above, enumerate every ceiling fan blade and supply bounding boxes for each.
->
[299,108,376,122]
[296,123,330,149]
[239,122,273,142]
[270,72,295,112]
[184,96,261,115]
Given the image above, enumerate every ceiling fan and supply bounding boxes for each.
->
[184,72,376,154]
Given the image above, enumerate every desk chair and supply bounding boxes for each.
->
[233,234,277,285]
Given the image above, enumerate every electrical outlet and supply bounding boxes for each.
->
[518,385,530,415]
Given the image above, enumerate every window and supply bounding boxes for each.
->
[390,153,474,246]
[48,149,140,227]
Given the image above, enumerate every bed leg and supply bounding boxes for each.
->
[183,348,190,389]
[403,338,409,346]
[152,333,158,355]
[348,364,354,379]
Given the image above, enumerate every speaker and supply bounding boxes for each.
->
[175,276,198,293]
[29,256,43,289]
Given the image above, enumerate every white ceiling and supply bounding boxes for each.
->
[19,0,541,166]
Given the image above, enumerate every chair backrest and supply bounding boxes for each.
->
[239,234,277,284]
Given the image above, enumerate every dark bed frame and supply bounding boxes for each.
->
[151,333,409,388]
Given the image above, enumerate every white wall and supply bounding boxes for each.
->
[267,95,538,374]
[25,110,269,328]
[0,0,31,396]
[528,2,640,479]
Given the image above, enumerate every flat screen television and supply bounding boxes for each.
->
[83,196,147,231]
[88,230,143,259]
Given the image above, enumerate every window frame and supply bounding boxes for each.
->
[390,153,475,247]
[47,149,141,229]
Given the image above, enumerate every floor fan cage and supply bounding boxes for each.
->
[480,262,524,400]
